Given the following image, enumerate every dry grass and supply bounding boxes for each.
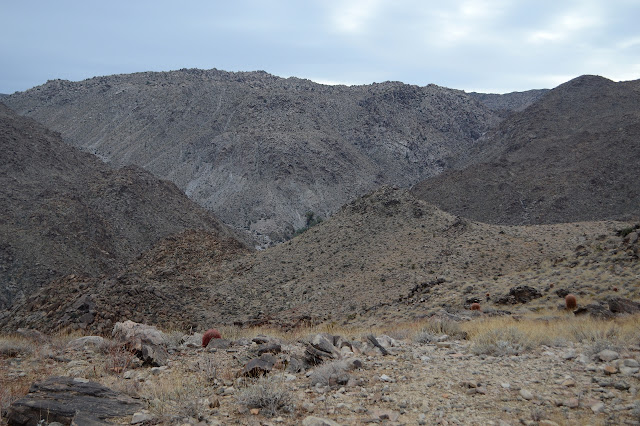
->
[145,370,211,421]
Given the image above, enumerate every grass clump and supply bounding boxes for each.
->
[414,318,466,342]
[471,326,533,356]
[236,376,295,417]
[309,360,349,387]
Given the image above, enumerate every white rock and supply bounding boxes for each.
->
[597,349,620,362]
[519,389,534,400]
[302,416,341,426]
[131,411,154,424]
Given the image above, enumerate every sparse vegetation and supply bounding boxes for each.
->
[292,211,323,237]
[236,375,295,417]
[471,326,533,356]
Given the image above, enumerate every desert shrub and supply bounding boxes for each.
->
[292,211,323,237]
[617,225,639,238]
[198,354,217,383]
[0,338,33,358]
[236,376,294,417]
[413,330,437,344]
[471,327,533,356]
[309,360,349,387]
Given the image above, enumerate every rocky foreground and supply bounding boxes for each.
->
[2,316,640,425]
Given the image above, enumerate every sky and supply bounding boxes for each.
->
[1,0,639,94]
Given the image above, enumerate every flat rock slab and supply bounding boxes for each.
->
[7,376,143,426]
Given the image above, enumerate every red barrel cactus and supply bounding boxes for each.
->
[565,294,577,310]
[470,302,481,311]
[202,328,222,347]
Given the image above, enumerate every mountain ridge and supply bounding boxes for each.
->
[4,68,500,243]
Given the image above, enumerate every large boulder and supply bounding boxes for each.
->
[112,320,167,346]
[112,321,168,367]
[7,376,143,426]
[607,297,640,314]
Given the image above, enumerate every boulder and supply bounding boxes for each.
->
[112,320,167,346]
[574,303,615,319]
[112,321,168,367]
[206,338,231,350]
[304,334,341,365]
[255,342,282,355]
[242,354,277,377]
[6,376,142,426]
[496,286,542,304]
[607,297,640,314]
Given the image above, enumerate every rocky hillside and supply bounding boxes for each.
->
[413,75,640,225]
[0,104,245,310]
[3,186,636,334]
[4,69,499,242]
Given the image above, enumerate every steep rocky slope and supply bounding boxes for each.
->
[0,104,245,309]
[4,69,499,242]
[4,187,635,333]
[413,75,640,225]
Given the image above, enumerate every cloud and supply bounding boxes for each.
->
[327,0,384,35]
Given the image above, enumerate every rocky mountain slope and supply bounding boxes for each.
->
[3,69,499,242]
[0,104,245,310]
[413,75,640,225]
[468,89,548,117]
[3,186,636,334]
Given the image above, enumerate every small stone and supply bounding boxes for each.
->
[519,389,534,400]
[620,366,639,376]
[623,359,639,368]
[590,401,605,414]
[302,416,341,426]
[598,350,620,362]
[302,402,315,412]
[564,398,579,408]
[131,411,154,424]
[561,378,576,387]
[603,365,618,375]
[250,408,260,415]
[436,342,452,349]
[500,382,511,389]
[379,374,394,382]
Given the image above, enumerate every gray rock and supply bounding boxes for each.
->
[140,343,168,367]
[598,349,620,362]
[7,376,143,426]
[607,297,640,314]
[242,353,277,377]
[519,389,534,400]
[112,320,167,346]
[206,339,231,350]
[131,411,154,424]
[302,416,341,426]
[255,342,281,355]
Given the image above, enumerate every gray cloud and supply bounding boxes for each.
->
[1,0,638,94]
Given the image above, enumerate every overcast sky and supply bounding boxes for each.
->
[1,0,639,94]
